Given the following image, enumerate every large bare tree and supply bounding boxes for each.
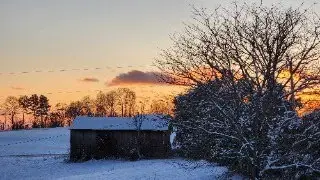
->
[156,3,320,106]
[156,3,320,179]
[95,90,119,117]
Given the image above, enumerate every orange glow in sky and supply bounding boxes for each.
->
[0,0,319,113]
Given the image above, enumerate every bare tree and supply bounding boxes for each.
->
[80,96,95,116]
[0,106,8,129]
[29,94,39,123]
[126,90,136,117]
[156,3,320,178]
[95,91,108,116]
[132,114,145,160]
[156,3,320,103]
[3,96,20,129]
[18,95,30,125]
[106,90,118,117]
[96,90,120,117]
[137,97,150,115]
[55,103,67,125]
[65,101,82,126]
[149,96,174,115]
[51,103,67,126]
[38,95,50,127]
[117,88,136,117]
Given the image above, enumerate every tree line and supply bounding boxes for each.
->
[0,87,173,130]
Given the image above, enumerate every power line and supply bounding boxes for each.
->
[0,63,181,103]
[0,65,154,76]
[0,89,106,99]
[0,85,181,99]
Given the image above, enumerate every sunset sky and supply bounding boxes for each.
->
[0,0,318,105]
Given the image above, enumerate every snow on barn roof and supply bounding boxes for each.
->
[70,115,169,131]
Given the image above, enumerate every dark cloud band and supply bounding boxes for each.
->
[107,70,168,86]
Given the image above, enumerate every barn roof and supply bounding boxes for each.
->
[70,115,169,131]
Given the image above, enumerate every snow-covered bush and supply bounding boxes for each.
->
[173,79,320,179]
[155,2,320,178]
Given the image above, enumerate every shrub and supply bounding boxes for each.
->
[173,79,320,179]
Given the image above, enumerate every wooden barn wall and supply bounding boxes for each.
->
[70,130,97,161]
[70,130,171,161]
[139,131,171,158]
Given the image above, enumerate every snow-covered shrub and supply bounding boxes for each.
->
[154,1,320,178]
[173,79,320,179]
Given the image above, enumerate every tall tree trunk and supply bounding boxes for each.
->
[121,104,124,117]
[11,113,14,129]
[4,113,7,129]
[33,110,37,125]
[22,113,25,125]
[41,115,43,128]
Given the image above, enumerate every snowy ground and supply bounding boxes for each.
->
[0,128,241,180]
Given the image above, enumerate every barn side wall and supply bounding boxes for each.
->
[70,130,171,161]
[95,130,171,159]
[70,130,97,161]
[139,131,171,158]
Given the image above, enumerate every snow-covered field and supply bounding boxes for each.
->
[0,128,240,180]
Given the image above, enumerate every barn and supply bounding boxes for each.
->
[69,115,171,161]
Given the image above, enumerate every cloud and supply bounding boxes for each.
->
[11,86,25,90]
[80,77,99,83]
[107,70,169,86]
